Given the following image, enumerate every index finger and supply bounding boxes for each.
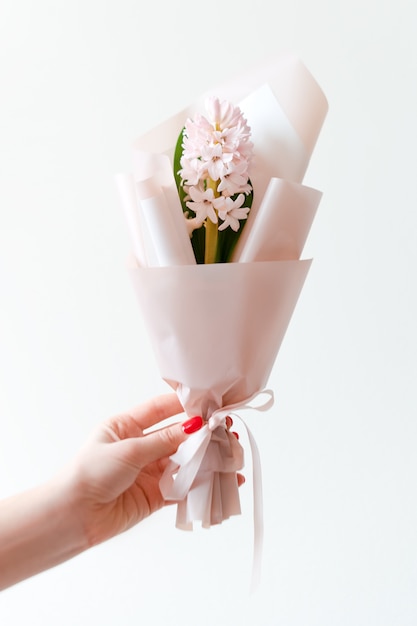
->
[127,393,184,431]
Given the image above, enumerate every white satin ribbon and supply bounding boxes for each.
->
[216,389,274,592]
[159,388,274,591]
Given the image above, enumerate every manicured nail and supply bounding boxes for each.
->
[182,416,204,434]
[232,431,239,440]
[226,416,233,429]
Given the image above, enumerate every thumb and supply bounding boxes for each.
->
[118,416,204,469]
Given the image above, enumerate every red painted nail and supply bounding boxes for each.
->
[232,431,239,440]
[226,416,233,429]
[182,416,204,434]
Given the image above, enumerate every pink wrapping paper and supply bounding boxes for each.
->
[130,261,312,418]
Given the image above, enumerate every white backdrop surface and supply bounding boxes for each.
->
[1,1,416,625]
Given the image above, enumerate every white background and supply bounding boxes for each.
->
[1,1,416,624]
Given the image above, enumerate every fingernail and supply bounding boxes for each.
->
[182,416,204,434]
[226,416,233,429]
[237,473,246,487]
[232,431,239,440]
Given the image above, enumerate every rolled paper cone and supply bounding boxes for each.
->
[261,55,328,160]
[232,60,327,252]
[233,178,322,263]
[137,178,196,267]
[162,183,196,265]
[132,151,174,188]
[240,83,308,196]
[203,55,328,161]
[133,55,327,164]
[114,173,148,267]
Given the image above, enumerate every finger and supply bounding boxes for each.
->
[117,416,204,469]
[127,394,184,432]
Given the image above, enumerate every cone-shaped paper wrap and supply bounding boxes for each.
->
[129,259,311,529]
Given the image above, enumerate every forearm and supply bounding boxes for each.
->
[0,474,88,590]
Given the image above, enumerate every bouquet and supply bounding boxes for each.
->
[116,54,328,585]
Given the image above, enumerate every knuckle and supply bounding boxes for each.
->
[159,424,181,450]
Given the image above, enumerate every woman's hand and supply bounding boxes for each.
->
[0,393,243,590]
[68,393,203,546]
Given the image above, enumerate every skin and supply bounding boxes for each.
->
[0,393,243,590]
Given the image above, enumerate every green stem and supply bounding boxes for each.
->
[205,178,219,264]
[205,218,218,264]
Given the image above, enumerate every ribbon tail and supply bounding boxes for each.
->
[159,425,212,502]
[245,425,264,593]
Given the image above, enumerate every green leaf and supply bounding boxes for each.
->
[173,128,186,206]
[173,127,206,263]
